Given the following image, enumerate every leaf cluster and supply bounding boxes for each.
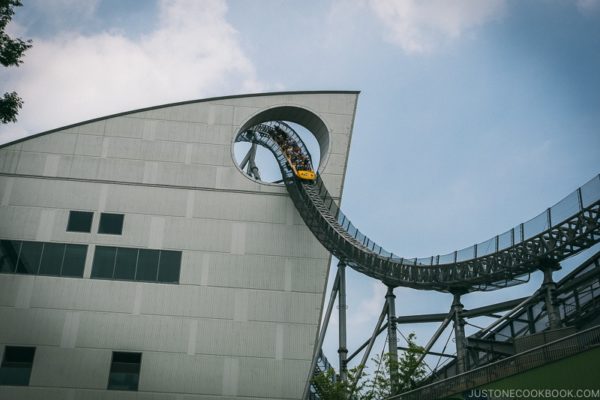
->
[1,0,31,124]
[312,333,428,400]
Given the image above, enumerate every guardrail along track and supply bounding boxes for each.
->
[238,123,600,292]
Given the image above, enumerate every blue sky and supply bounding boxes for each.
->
[2,0,599,374]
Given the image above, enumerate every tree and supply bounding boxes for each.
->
[313,333,427,400]
[0,0,31,123]
[311,366,372,400]
[397,333,427,392]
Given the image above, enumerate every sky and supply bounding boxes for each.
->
[2,0,600,376]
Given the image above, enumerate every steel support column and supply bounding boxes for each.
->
[541,263,562,330]
[338,262,348,383]
[302,270,341,400]
[452,292,467,374]
[386,286,399,393]
[349,302,388,398]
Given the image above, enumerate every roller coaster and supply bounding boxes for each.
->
[236,121,600,293]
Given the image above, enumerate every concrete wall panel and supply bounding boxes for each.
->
[15,151,46,175]
[140,284,234,319]
[0,307,65,346]
[9,178,101,210]
[194,319,276,358]
[105,185,187,217]
[247,290,321,325]
[163,218,231,252]
[21,132,77,155]
[29,347,111,389]
[74,134,104,157]
[0,149,20,173]
[29,278,137,314]
[192,191,288,224]
[76,313,188,353]
[0,205,43,240]
[139,352,224,395]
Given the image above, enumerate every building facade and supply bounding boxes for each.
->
[0,91,358,399]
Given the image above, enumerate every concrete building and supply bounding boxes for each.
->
[0,91,358,399]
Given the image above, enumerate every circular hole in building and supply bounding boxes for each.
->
[233,121,321,184]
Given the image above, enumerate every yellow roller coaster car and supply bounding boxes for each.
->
[295,169,316,181]
[284,154,316,181]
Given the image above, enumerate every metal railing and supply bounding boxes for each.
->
[239,122,600,291]
[391,325,600,400]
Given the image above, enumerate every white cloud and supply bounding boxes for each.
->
[576,0,600,14]
[365,0,506,53]
[349,281,387,328]
[0,0,265,144]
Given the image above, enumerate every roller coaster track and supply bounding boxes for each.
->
[237,123,600,292]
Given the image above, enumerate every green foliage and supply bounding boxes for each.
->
[312,333,427,400]
[311,366,370,400]
[0,0,31,124]
[0,91,22,123]
[397,332,427,392]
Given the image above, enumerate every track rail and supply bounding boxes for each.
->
[237,123,600,292]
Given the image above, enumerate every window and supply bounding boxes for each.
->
[98,213,124,235]
[0,240,20,274]
[16,241,42,274]
[136,249,159,282]
[60,245,87,277]
[91,246,116,279]
[157,251,182,283]
[67,211,93,233]
[91,246,181,284]
[0,346,35,386]
[108,352,141,391]
[0,240,87,278]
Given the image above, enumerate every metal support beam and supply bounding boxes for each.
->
[541,262,562,330]
[239,143,253,170]
[302,270,340,400]
[478,292,541,337]
[338,262,348,383]
[386,286,399,393]
[452,292,467,374]
[247,144,261,180]
[416,310,454,367]
[399,346,456,359]
[347,322,388,363]
[349,302,388,398]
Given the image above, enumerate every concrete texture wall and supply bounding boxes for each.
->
[0,91,358,399]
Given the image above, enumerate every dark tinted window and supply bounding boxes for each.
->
[38,243,65,276]
[67,211,93,233]
[114,248,138,280]
[98,213,124,235]
[0,240,20,274]
[158,251,182,283]
[108,352,141,391]
[16,242,43,274]
[0,241,87,278]
[61,244,87,277]
[91,246,181,284]
[0,346,35,386]
[91,246,116,278]
[136,250,159,281]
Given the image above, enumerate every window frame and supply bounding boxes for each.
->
[66,211,94,233]
[91,246,182,284]
[107,351,141,391]
[98,213,125,235]
[0,346,36,386]
[0,240,87,278]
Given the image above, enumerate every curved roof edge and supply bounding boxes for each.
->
[0,90,361,149]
